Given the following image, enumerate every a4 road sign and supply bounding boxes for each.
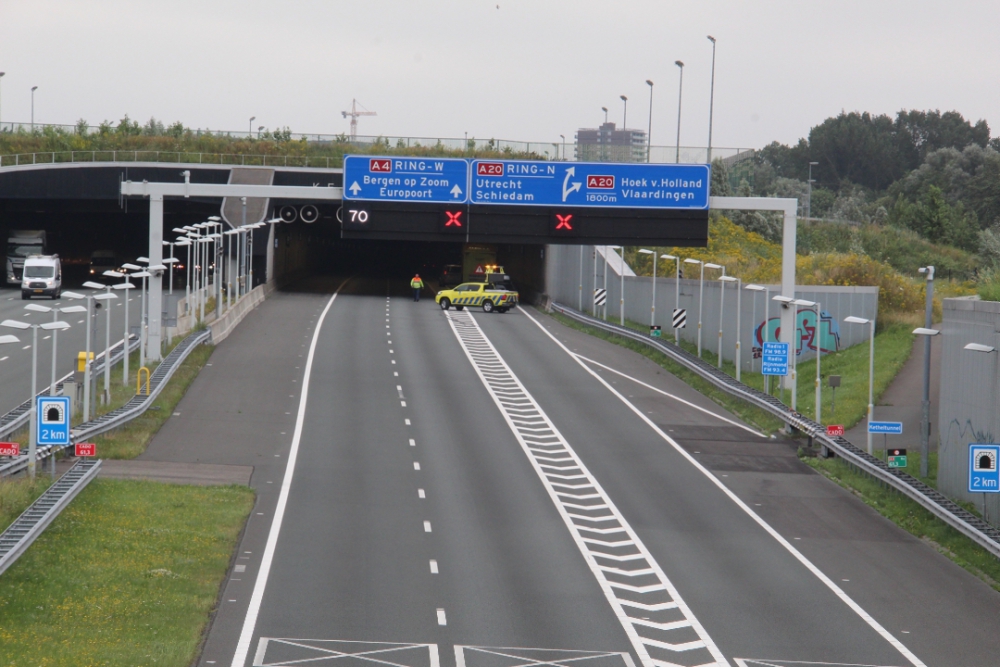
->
[344,156,469,204]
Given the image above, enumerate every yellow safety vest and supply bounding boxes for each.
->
[411,278,424,289]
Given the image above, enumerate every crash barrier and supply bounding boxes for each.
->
[550,302,1000,559]
[0,329,209,478]
[0,459,101,577]
[0,334,140,441]
[209,282,272,345]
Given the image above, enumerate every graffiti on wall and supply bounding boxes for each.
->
[752,308,841,359]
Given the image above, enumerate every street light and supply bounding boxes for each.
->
[638,249,658,328]
[684,258,706,356]
[661,254,679,344]
[0,71,6,128]
[100,271,123,402]
[794,299,819,421]
[645,79,654,163]
[674,61,684,164]
[714,264,728,368]
[917,265,935,477]
[745,284,767,379]
[114,278,136,386]
[964,342,995,354]
[559,134,565,161]
[2,316,70,478]
[620,95,628,132]
[129,270,151,369]
[601,107,609,160]
[601,106,608,124]
[845,315,875,454]
[807,161,819,219]
[249,116,256,135]
[721,275,742,380]
[30,85,38,131]
[707,36,717,163]
[25,303,85,396]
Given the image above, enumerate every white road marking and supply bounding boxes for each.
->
[429,559,438,573]
[394,372,399,377]
[423,521,432,532]
[413,462,421,470]
[405,419,411,425]
[418,489,426,498]
[22,345,30,350]
[42,335,51,340]
[0,356,8,361]
[401,400,407,407]
[445,310,727,667]
[436,608,447,626]
[229,280,349,667]
[391,360,396,365]
[575,355,765,437]
[519,307,928,667]
[396,385,402,391]
[409,439,415,447]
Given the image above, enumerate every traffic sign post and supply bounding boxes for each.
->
[36,396,70,446]
[650,325,662,338]
[761,341,789,377]
[672,308,687,329]
[867,421,903,435]
[887,448,908,468]
[969,444,999,493]
[344,156,470,204]
[470,160,710,209]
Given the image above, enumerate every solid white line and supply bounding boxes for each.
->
[519,308,927,667]
[574,354,765,438]
[229,280,349,667]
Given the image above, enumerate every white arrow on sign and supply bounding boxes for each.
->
[451,184,463,198]
[348,181,362,195]
[562,166,582,202]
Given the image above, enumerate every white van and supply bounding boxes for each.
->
[21,255,62,299]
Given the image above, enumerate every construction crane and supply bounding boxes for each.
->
[341,99,376,140]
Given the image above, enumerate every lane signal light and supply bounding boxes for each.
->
[445,211,463,227]
[555,214,573,230]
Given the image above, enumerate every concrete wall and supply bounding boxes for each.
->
[938,297,1000,524]
[546,244,878,371]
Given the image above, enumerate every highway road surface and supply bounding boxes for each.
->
[139,278,1000,667]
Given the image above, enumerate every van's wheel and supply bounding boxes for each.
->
[455,305,464,311]
[482,300,494,313]
[439,298,450,310]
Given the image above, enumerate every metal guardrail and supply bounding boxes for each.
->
[0,335,139,441]
[551,302,1000,559]
[0,458,102,576]
[0,329,208,477]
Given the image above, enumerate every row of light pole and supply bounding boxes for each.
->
[612,35,716,165]
[0,76,41,130]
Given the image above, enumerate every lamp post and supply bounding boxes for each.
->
[100,272,123,402]
[25,302,85,396]
[645,79,653,163]
[715,264,728,367]
[745,284,766,377]
[707,36,716,163]
[684,258,705,356]
[30,85,38,131]
[721,275,742,380]
[113,279,135,385]
[249,116,256,135]
[845,315,875,454]
[620,95,628,132]
[638,249,658,328]
[660,254,679,344]
[918,265,935,477]
[914,326,941,477]
[794,299,819,421]
[80,280,110,421]
[0,72,6,128]
[601,107,608,160]
[130,270,151,369]
[674,61,684,163]
[560,134,565,161]
[1,317,69,478]
[807,161,819,219]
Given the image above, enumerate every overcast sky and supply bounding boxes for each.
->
[1,1,997,151]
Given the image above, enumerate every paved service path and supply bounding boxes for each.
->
[142,279,998,667]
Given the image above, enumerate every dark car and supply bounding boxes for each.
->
[439,264,462,288]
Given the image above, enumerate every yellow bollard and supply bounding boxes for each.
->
[136,367,151,396]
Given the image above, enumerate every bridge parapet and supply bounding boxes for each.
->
[0,150,340,170]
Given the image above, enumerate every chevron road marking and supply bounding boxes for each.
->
[444,310,728,667]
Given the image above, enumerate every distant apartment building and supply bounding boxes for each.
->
[575,123,647,162]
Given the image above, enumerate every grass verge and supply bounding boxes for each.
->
[0,479,254,667]
[0,476,53,533]
[552,309,916,433]
[804,455,1000,591]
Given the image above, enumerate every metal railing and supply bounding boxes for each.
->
[0,150,341,169]
[551,302,1000,559]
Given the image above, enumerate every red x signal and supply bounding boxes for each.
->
[445,211,463,227]
[555,214,573,230]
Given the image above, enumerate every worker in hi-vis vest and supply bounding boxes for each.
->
[410,274,424,302]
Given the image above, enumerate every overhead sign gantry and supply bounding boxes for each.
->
[342,156,710,245]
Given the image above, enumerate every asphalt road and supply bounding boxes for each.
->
[141,279,999,667]
[0,283,144,417]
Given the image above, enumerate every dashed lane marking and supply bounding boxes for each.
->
[444,309,727,667]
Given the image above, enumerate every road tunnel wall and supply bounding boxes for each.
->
[546,243,878,370]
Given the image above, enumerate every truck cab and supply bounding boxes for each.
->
[21,255,62,299]
[6,230,47,285]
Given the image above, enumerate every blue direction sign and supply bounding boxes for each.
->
[344,155,469,203]
[761,341,789,376]
[469,160,710,209]
[868,421,903,435]
[969,444,1000,493]
[36,396,70,446]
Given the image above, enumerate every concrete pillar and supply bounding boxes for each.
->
[266,222,275,284]
[780,204,797,409]
[147,194,164,361]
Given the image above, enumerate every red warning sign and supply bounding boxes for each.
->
[0,442,20,457]
[474,265,485,274]
[75,443,97,457]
